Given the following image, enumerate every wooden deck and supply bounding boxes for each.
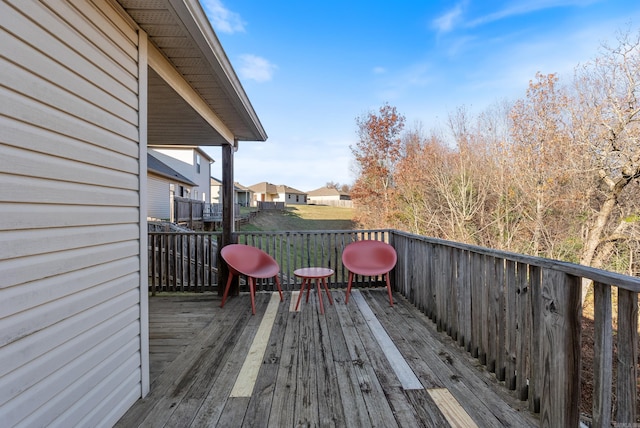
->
[117,289,539,427]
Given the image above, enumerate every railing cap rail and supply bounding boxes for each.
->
[391,229,640,292]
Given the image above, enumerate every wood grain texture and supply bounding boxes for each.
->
[118,291,539,427]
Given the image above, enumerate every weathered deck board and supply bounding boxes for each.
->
[118,290,539,427]
[365,289,538,427]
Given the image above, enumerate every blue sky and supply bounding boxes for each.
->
[201,0,640,192]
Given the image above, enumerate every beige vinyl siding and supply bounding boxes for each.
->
[0,0,145,426]
[147,175,171,220]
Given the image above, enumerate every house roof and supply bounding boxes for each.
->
[307,186,350,197]
[234,182,252,192]
[249,182,278,194]
[147,152,197,186]
[249,182,307,195]
[117,0,267,146]
[276,185,306,195]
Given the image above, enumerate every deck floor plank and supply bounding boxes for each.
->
[316,292,348,427]
[294,292,320,426]
[189,294,272,427]
[367,288,509,426]
[366,289,538,427]
[118,290,539,427]
[334,291,400,427]
[322,293,371,427]
[243,292,293,427]
[114,294,246,427]
[147,294,270,427]
[266,300,301,427]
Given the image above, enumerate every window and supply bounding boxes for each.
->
[196,154,201,173]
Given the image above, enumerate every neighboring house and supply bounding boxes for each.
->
[148,146,213,202]
[210,177,223,204]
[235,182,253,207]
[1,1,266,426]
[147,152,197,221]
[307,186,352,207]
[249,182,307,206]
[211,179,252,207]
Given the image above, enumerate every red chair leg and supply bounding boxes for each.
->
[249,277,256,315]
[220,272,235,308]
[385,274,394,306]
[274,275,284,301]
[345,272,354,304]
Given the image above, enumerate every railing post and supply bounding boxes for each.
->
[616,288,638,424]
[220,142,237,296]
[592,281,612,427]
[539,269,581,427]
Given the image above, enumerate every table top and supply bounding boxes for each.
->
[293,267,334,278]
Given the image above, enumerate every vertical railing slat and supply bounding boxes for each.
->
[515,262,530,401]
[616,288,638,424]
[538,269,581,427]
[592,281,613,427]
[505,259,517,389]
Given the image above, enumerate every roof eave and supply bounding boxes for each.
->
[170,0,267,142]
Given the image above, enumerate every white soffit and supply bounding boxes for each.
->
[117,0,267,145]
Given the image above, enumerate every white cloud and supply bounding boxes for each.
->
[200,0,246,34]
[467,0,600,28]
[238,54,277,82]
[433,2,466,33]
[373,66,386,74]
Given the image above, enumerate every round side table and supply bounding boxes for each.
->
[293,267,334,314]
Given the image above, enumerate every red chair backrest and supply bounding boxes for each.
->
[221,244,279,278]
[341,240,397,276]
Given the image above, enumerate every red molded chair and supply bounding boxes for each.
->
[342,240,397,306]
[220,244,283,314]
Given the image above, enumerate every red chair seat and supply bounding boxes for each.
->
[342,240,397,306]
[220,244,283,314]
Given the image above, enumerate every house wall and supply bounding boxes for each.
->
[236,191,251,206]
[148,176,171,220]
[151,148,211,202]
[253,192,273,205]
[278,192,307,205]
[308,194,341,202]
[211,182,222,203]
[0,1,147,426]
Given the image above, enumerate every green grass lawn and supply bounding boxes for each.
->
[239,204,355,231]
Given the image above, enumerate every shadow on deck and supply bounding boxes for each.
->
[117,290,538,427]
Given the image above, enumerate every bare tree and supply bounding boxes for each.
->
[476,99,525,251]
[393,125,449,235]
[509,73,577,257]
[571,29,640,299]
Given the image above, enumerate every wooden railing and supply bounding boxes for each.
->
[147,229,390,293]
[204,203,240,219]
[173,197,204,229]
[147,228,639,426]
[390,230,639,427]
[148,232,220,293]
[235,230,390,288]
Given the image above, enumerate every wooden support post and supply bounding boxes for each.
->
[219,141,238,296]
